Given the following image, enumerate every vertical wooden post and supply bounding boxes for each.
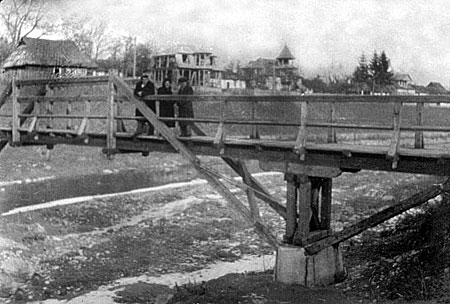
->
[28,100,39,133]
[250,100,259,139]
[66,100,72,130]
[294,175,312,245]
[285,173,298,244]
[107,76,116,154]
[46,85,54,129]
[415,102,424,149]
[327,102,336,143]
[319,178,332,230]
[155,99,160,136]
[387,101,402,169]
[11,77,20,143]
[294,101,308,160]
[85,99,91,134]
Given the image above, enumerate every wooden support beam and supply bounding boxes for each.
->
[259,161,342,178]
[191,123,287,219]
[327,102,336,143]
[11,77,20,143]
[293,175,312,245]
[238,159,262,222]
[214,99,226,154]
[107,76,117,154]
[304,177,450,255]
[285,173,297,244]
[415,102,424,149]
[27,100,39,133]
[112,74,279,249]
[250,100,260,139]
[294,101,308,160]
[387,101,402,169]
[320,178,332,230]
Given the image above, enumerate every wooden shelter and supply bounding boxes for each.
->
[1,37,96,84]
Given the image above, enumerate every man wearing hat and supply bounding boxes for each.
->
[177,77,194,137]
[134,74,156,135]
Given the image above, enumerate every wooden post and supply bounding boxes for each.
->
[285,173,297,244]
[294,101,308,160]
[293,175,312,245]
[327,102,336,143]
[415,102,424,149]
[305,177,450,255]
[214,99,226,153]
[66,100,72,130]
[387,101,402,169]
[46,85,54,130]
[319,178,332,230]
[107,76,116,156]
[28,100,39,133]
[250,100,260,139]
[11,77,20,143]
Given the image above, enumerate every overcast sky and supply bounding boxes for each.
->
[50,0,450,87]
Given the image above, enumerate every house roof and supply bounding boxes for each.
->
[393,73,412,82]
[242,58,275,69]
[426,82,449,94]
[2,37,96,69]
[155,44,212,56]
[276,44,295,60]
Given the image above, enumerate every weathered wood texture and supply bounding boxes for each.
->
[304,178,450,255]
[112,74,279,249]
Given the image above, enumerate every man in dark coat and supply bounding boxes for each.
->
[177,77,194,137]
[134,74,156,135]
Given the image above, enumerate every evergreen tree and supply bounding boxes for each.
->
[353,53,370,83]
[378,51,394,86]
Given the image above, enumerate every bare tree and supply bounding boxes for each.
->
[58,14,112,60]
[0,0,49,45]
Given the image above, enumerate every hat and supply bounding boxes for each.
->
[178,77,188,83]
[141,74,149,80]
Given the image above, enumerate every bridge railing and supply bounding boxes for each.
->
[2,76,450,165]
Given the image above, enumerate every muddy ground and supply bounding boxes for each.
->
[0,145,446,303]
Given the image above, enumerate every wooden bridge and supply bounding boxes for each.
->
[1,74,450,265]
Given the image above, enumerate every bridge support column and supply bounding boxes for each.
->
[275,170,344,286]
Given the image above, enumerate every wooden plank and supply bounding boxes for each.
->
[259,161,342,178]
[238,160,262,222]
[304,177,450,255]
[11,77,20,143]
[387,101,402,169]
[213,123,225,154]
[294,101,308,160]
[112,74,278,249]
[250,100,260,139]
[415,102,424,148]
[66,100,72,130]
[327,102,336,143]
[293,175,312,245]
[27,99,38,133]
[144,94,450,105]
[285,173,297,243]
[107,76,116,152]
[319,178,332,230]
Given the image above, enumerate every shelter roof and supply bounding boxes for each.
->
[2,37,96,69]
[276,44,295,60]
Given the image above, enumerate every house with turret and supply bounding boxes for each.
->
[241,44,300,91]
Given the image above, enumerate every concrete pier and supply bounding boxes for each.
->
[275,244,345,286]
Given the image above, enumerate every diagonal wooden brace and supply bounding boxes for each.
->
[112,75,279,249]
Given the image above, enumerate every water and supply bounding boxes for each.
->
[0,167,196,214]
